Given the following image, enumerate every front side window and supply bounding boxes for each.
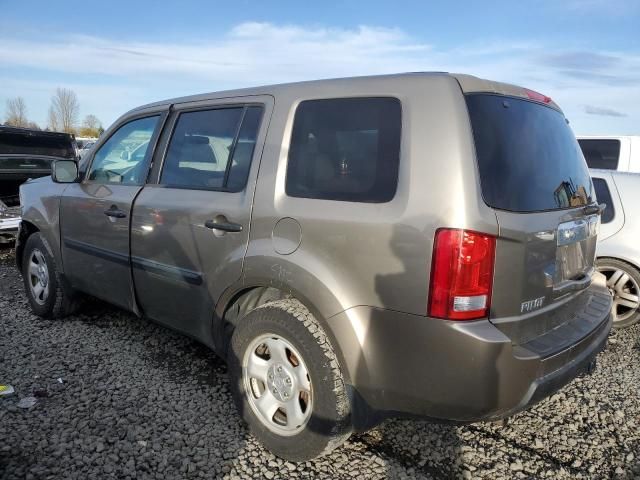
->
[578,139,621,170]
[592,177,615,223]
[160,106,263,191]
[88,116,159,185]
[286,97,401,203]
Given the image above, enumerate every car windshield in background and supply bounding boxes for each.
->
[466,94,593,212]
[0,129,76,159]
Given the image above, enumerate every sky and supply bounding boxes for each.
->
[1,0,638,135]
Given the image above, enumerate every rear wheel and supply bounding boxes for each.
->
[228,299,352,461]
[22,233,78,318]
[596,258,640,328]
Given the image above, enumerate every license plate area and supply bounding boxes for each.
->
[555,215,599,283]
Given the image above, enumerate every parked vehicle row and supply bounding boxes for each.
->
[572,138,640,328]
[16,73,612,461]
[588,169,640,327]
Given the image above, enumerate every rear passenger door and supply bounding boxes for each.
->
[130,96,271,341]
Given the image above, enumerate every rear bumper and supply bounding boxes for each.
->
[327,284,612,430]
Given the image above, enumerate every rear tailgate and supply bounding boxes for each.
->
[465,91,610,348]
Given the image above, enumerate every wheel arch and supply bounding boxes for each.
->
[213,282,356,386]
[597,255,640,273]
[15,219,40,271]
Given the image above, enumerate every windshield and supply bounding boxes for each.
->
[466,94,593,212]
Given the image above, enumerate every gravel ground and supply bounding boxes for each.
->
[1,245,639,479]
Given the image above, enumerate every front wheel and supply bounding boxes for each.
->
[22,233,78,318]
[597,258,640,328]
[228,299,352,461]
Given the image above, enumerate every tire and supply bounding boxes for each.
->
[22,232,78,318]
[228,298,352,461]
[596,258,640,329]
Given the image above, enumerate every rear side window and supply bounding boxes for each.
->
[578,139,620,170]
[161,106,263,191]
[286,97,401,203]
[466,94,593,212]
[592,177,615,223]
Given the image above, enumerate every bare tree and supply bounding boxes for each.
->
[49,88,79,133]
[47,105,59,132]
[5,97,28,127]
[78,114,102,137]
[83,114,101,131]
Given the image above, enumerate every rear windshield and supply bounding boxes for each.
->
[0,130,76,159]
[466,94,593,212]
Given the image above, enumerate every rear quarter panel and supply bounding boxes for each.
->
[243,74,498,320]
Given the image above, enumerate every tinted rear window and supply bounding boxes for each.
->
[0,130,76,159]
[578,139,620,170]
[592,177,615,223]
[466,94,593,212]
[286,97,401,203]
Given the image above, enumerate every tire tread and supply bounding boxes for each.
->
[255,299,352,456]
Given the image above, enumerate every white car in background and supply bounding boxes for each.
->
[590,169,640,328]
[578,136,640,172]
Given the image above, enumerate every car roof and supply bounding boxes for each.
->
[127,72,560,115]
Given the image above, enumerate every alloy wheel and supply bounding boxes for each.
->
[28,249,50,305]
[597,265,640,325]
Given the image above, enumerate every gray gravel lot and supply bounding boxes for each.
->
[1,246,639,479]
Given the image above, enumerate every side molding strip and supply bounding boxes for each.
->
[62,238,204,286]
[131,255,203,286]
[63,238,130,266]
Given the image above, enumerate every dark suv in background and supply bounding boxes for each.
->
[0,126,76,242]
[0,126,77,206]
[17,73,612,460]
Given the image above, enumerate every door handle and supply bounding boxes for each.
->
[205,218,243,233]
[104,206,127,219]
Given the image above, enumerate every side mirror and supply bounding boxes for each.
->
[52,160,79,183]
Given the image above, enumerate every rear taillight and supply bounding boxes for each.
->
[524,88,552,104]
[428,229,496,320]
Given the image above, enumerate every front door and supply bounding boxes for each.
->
[60,113,164,310]
[130,98,270,341]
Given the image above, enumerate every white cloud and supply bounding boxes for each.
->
[585,105,627,117]
[0,22,638,134]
